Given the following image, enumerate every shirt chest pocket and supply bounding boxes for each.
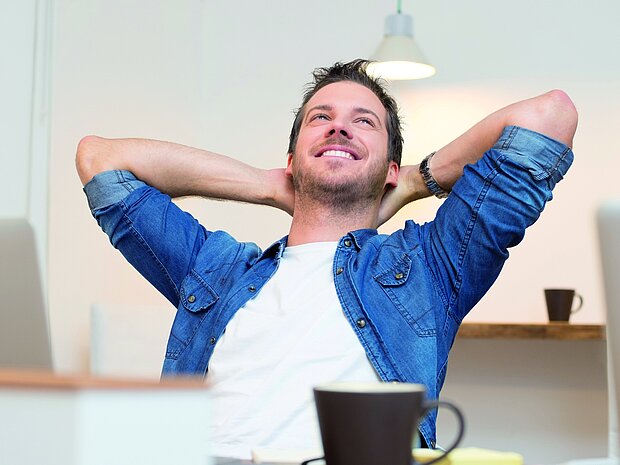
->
[374,252,436,337]
[166,271,219,360]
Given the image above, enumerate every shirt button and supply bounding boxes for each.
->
[344,239,352,247]
[336,267,344,275]
[209,337,216,345]
[356,318,366,328]
[395,272,404,280]
[248,285,256,292]
[187,295,196,303]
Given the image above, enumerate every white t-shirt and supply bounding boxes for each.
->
[206,242,379,459]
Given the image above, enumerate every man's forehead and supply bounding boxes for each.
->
[304,81,386,118]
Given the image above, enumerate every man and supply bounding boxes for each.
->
[77,60,577,458]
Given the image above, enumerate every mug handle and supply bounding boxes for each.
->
[571,292,584,313]
[412,400,466,465]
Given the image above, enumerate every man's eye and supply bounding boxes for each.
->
[357,117,375,127]
[310,113,329,121]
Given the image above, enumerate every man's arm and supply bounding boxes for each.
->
[77,90,576,225]
[76,136,295,215]
[77,137,295,307]
[378,90,577,225]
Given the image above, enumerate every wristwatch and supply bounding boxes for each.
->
[419,151,450,199]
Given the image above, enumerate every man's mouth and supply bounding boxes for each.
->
[321,149,356,160]
[315,146,359,160]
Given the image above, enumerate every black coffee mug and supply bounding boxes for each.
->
[545,289,583,322]
[302,382,465,465]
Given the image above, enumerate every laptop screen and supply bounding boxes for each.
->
[0,218,53,370]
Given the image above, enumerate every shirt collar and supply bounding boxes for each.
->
[347,229,378,249]
[259,236,288,260]
[260,228,378,259]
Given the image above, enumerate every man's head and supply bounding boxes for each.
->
[284,60,404,217]
[288,59,403,167]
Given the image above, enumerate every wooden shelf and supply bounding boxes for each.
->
[457,322,605,340]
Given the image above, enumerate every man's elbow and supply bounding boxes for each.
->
[75,135,112,186]
[536,89,578,148]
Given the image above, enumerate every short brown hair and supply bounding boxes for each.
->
[287,59,403,166]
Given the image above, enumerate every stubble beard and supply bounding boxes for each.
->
[291,152,388,215]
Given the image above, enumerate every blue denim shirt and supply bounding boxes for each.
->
[84,126,573,447]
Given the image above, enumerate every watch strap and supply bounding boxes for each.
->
[419,151,450,199]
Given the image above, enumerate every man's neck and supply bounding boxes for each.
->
[287,197,378,246]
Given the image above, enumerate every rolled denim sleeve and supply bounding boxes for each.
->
[418,126,574,322]
[83,170,208,307]
[83,170,147,211]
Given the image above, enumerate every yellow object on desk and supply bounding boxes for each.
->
[413,447,524,465]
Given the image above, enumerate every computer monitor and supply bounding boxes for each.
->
[564,200,620,465]
[599,200,620,461]
[0,218,53,370]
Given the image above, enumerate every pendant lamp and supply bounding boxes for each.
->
[367,1,436,80]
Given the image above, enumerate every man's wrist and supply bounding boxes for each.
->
[263,169,295,215]
[419,152,450,199]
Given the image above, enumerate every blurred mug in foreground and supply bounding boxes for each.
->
[303,382,465,465]
[545,289,583,322]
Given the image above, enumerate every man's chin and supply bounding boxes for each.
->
[297,178,382,210]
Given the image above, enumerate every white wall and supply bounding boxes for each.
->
[49,0,620,371]
[0,0,52,277]
[0,0,37,219]
[49,0,212,371]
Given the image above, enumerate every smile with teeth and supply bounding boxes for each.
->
[321,150,356,160]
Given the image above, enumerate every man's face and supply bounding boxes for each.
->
[286,81,398,209]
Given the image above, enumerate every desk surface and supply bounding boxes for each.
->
[0,368,207,390]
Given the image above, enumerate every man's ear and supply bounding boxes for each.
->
[285,153,294,177]
[385,161,399,189]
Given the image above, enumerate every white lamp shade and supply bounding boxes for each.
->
[368,35,436,80]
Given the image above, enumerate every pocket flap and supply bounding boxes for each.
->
[374,254,412,286]
[180,271,219,312]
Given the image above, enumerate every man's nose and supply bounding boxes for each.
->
[326,122,353,140]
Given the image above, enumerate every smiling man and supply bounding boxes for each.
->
[76,60,577,458]
[286,79,399,245]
